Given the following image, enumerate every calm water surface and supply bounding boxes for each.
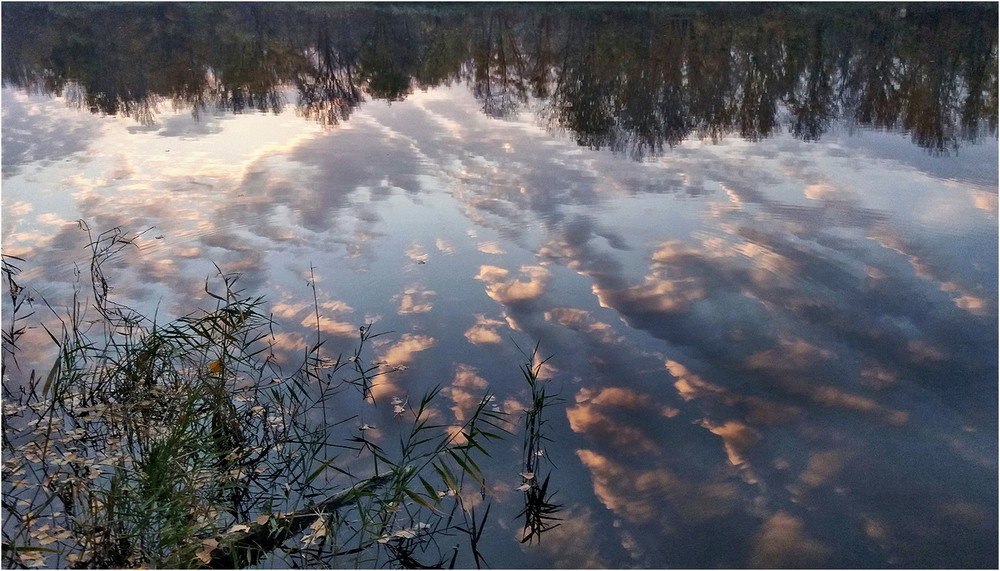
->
[2,4,997,568]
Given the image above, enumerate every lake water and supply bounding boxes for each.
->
[2,4,997,568]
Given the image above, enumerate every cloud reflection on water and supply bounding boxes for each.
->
[2,78,996,568]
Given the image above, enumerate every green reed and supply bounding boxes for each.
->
[514,342,563,545]
[1,223,560,569]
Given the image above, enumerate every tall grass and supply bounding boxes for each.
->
[1,223,561,569]
[514,342,562,545]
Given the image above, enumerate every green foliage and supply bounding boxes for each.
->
[1,223,562,569]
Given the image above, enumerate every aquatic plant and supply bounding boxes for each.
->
[513,342,562,545]
[1,223,558,569]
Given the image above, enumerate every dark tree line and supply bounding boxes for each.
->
[3,2,996,156]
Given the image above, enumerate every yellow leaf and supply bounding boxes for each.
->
[209,360,222,373]
[195,550,213,564]
[196,537,218,563]
[392,528,416,539]
[29,524,50,538]
[66,552,93,564]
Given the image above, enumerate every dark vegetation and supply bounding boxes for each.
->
[1,224,562,568]
[1,2,996,156]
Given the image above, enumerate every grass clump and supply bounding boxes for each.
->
[1,222,561,569]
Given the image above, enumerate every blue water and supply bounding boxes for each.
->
[3,61,997,570]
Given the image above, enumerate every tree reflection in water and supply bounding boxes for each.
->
[2,3,996,156]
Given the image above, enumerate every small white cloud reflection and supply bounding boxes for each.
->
[477,241,505,255]
[406,243,429,263]
[593,275,703,314]
[567,402,660,456]
[969,189,998,213]
[544,307,623,344]
[340,333,437,401]
[701,419,759,467]
[581,386,653,409]
[301,315,357,338]
[435,238,455,254]
[860,364,898,390]
[749,511,831,568]
[464,314,506,345]
[787,449,848,506]
[475,264,550,304]
[5,201,33,216]
[397,287,435,315]
[443,364,489,422]
[267,332,310,365]
[376,334,435,367]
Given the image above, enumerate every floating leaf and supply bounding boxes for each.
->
[520,472,535,480]
[19,551,46,568]
[209,360,222,373]
[66,552,93,564]
[227,524,250,534]
[255,514,270,525]
[392,528,417,539]
[195,538,218,564]
[29,524,50,538]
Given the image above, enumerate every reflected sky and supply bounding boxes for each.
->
[2,74,997,568]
